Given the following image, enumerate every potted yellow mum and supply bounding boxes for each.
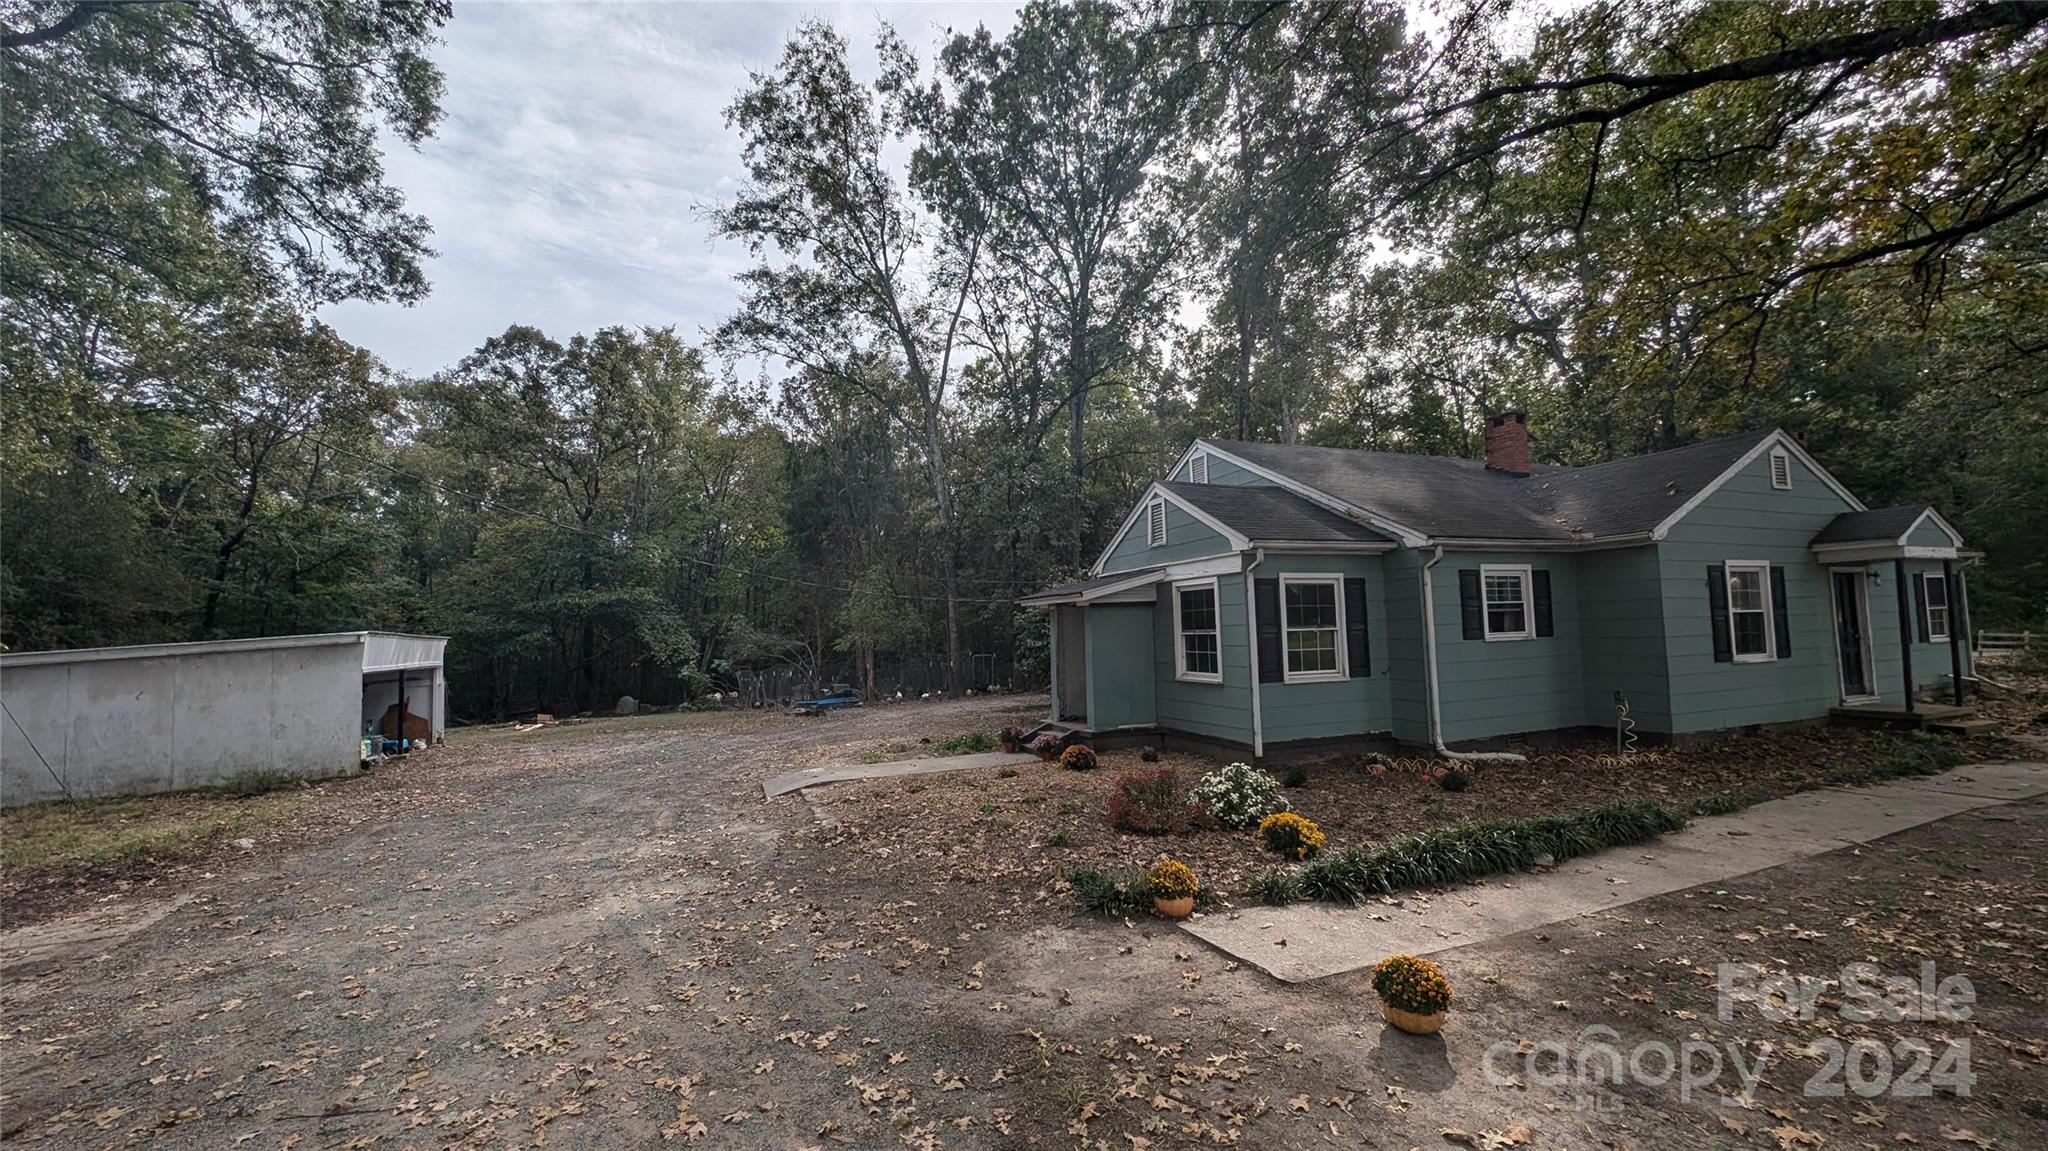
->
[1145,859,1200,919]
[1371,954,1453,1035]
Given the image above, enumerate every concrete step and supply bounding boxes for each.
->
[1927,718,2001,738]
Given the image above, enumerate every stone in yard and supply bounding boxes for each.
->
[615,695,637,716]
[232,838,256,850]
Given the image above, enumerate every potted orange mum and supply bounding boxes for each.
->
[1371,954,1453,1035]
[1145,859,1200,919]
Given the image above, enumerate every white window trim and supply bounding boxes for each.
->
[1726,560,1776,663]
[1769,447,1792,490]
[1145,497,1166,548]
[1921,572,1951,641]
[1479,564,1533,642]
[1278,573,1347,683]
[1172,577,1222,684]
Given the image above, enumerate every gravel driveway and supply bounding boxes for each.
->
[3,701,2039,1150]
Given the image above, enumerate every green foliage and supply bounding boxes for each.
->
[1292,801,1688,904]
[1280,764,1310,788]
[1066,865,1150,915]
[1247,869,1302,907]
[1687,794,1747,817]
[1437,768,1471,793]
[938,732,999,755]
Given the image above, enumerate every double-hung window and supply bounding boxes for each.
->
[1481,564,1531,641]
[1281,575,1344,681]
[1923,573,1950,640]
[1174,579,1220,682]
[1726,561,1774,661]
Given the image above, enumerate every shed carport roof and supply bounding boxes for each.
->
[1018,569,1167,607]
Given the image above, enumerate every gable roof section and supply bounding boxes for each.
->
[1195,429,1873,544]
[1159,482,1393,545]
[1812,505,1960,547]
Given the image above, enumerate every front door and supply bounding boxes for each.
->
[1832,571,1870,697]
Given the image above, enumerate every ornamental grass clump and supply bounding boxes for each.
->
[1372,954,1453,1016]
[1107,767,1192,835]
[1189,762,1288,829]
[1257,812,1327,860]
[1059,744,1099,771]
[1144,858,1200,900]
[1288,800,1685,904]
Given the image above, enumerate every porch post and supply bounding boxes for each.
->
[1944,558,1963,706]
[1893,558,1914,714]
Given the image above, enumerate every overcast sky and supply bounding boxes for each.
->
[320,1,1021,378]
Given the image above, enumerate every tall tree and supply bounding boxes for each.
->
[912,0,1203,530]
[712,22,980,689]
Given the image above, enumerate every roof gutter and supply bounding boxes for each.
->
[1420,545,1526,764]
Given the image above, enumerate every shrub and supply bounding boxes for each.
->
[1139,747,1160,763]
[1107,767,1191,835]
[939,731,998,755]
[1189,762,1289,828]
[1291,800,1686,903]
[1248,868,1302,906]
[1067,866,1148,915]
[1257,812,1327,860]
[1437,768,1471,792]
[1059,744,1099,771]
[1280,764,1310,788]
[1371,954,1453,1015]
[1145,858,1200,899]
[1029,733,1062,759]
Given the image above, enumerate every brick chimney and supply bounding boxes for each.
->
[1484,411,1530,475]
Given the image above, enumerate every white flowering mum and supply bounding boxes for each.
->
[1190,762,1289,829]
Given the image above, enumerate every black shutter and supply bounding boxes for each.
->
[1255,578,1282,683]
[1532,570,1554,637]
[1912,574,1929,643]
[1770,564,1792,658]
[1707,563,1732,663]
[1458,570,1483,639]
[1344,577,1370,677]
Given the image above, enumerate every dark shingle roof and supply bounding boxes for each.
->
[1019,568,1164,604]
[1200,429,1778,541]
[1160,482,1393,544]
[1812,506,1930,545]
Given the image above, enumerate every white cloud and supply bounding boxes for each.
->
[322,0,1019,375]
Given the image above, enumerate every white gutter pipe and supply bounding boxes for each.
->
[1245,547,1265,759]
[1420,544,1526,764]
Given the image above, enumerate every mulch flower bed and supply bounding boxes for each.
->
[809,724,2023,911]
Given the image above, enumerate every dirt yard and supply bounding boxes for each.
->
[2,698,2041,1150]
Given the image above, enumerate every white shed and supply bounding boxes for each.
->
[0,631,447,808]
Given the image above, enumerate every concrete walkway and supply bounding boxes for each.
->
[1182,759,2048,983]
[762,750,1039,798]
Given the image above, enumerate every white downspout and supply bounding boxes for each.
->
[1245,548,1265,759]
[1421,544,1526,763]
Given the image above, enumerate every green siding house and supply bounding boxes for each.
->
[1022,417,1975,756]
